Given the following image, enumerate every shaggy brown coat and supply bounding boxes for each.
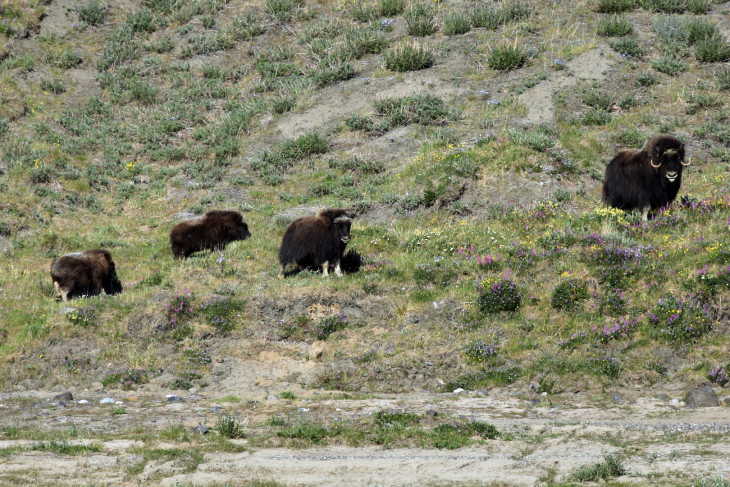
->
[169,210,251,259]
[602,135,689,219]
[50,249,123,301]
[278,209,355,277]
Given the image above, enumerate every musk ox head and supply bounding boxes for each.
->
[216,210,251,241]
[322,209,354,246]
[646,135,689,184]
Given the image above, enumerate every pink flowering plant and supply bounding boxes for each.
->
[477,272,521,313]
[646,295,713,343]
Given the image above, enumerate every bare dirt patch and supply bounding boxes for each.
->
[519,48,618,126]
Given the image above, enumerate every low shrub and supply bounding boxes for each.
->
[404,3,435,37]
[217,414,244,438]
[315,313,348,340]
[597,15,633,36]
[487,45,527,71]
[551,278,590,311]
[477,275,521,313]
[464,340,499,364]
[647,295,713,342]
[384,43,434,72]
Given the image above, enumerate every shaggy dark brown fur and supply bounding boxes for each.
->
[169,210,251,259]
[50,249,123,301]
[278,208,355,277]
[602,135,689,219]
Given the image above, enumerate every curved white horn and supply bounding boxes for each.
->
[650,159,661,168]
[681,156,691,167]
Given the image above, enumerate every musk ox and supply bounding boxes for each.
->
[169,210,251,259]
[50,249,123,301]
[279,208,355,277]
[602,135,690,220]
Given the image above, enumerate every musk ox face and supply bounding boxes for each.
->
[648,136,688,184]
[333,214,352,245]
[169,210,251,259]
[278,208,355,278]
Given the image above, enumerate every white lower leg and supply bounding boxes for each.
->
[322,261,329,277]
[334,261,342,277]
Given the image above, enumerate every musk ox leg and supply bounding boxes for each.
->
[641,207,649,221]
[279,265,286,279]
[321,261,329,277]
[53,281,63,301]
[334,260,343,277]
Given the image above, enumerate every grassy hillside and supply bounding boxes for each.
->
[0,0,729,400]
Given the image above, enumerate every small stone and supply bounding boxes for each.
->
[211,406,224,413]
[191,425,209,435]
[91,382,104,392]
[612,394,624,404]
[167,395,186,403]
[53,392,73,402]
[669,398,680,407]
[100,397,115,404]
[267,394,277,401]
[452,388,466,395]
[59,307,75,315]
[78,399,89,404]
[724,398,730,406]
[308,341,327,360]
[0,236,11,254]
[57,401,66,408]
[298,407,309,412]
[685,386,719,408]
[426,409,438,418]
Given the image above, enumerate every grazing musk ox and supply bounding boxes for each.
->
[279,209,355,277]
[602,135,690,220]
[50,249,123,301]
[169,210,251,259]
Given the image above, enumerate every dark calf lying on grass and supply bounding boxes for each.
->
[279,209,355,277]
[170,210,251,259]
[50,249,123,301]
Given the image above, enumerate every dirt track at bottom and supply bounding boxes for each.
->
[1,391,729,486]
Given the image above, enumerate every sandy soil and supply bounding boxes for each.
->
[1,389,728,486]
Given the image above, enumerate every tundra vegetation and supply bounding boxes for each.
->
[0,0,729,484]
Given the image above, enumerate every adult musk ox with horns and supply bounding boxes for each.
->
[169,210,251,259]
[279,208,355,277]
[50,249,123,301]
[602,135,690,220]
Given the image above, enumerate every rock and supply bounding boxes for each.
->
[91,382,104,392]
[78,399,89,404]
[190,425,209,435]
[425,409,438,418]
[452,388,466,395]
[685,386,719,408]
[308,341,327,360]
[53,392,73,402]
[612,394,624,404]
[724,398,730,406]
[0,236,11,253]
[167,395,185,403]
[669,398,680,407]
[57,401,66,408]
[100,397,115,404]
[211,406,224,413]
[59,307,75,315]
[267,394,277,401]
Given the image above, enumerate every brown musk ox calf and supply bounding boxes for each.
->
[279,208,355,278]
[50,249,123,301]
[602,135,690,220]
[169,210,251,259]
